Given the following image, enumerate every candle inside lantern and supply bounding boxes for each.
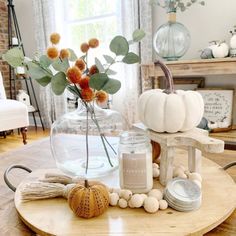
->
[12,37,18,45]
[16,66,25,74]
[118,131,153,193]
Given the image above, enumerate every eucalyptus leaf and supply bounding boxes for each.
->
[95,57,105,72]
[80,55,86,60]
[89,73,109,91]
[102,78,121,94]
[27,61,52,85]
[2,47,24,68]
[132,29,145,42]
[35,76,51,87]
[52,58,70,73]
[103,55,114,64]
[40,55,52,68]
[109,36,129,56]
[67,48,77,61]
[122,52,140,64]
[106,69,117,75]
[51,72,69,95]
[67,85,80,97]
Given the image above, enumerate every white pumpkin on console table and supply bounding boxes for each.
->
[138,60,204,133]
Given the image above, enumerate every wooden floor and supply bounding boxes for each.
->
[0,127,235,235]
[0,126,50,153]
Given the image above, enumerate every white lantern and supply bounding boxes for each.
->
[16,90,35,112]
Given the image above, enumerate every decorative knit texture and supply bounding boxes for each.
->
[68,181,109,219]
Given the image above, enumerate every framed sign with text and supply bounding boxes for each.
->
[197,88,234,131]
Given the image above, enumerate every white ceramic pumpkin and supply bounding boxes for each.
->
[138,61,204,133]
[209,41,229,58]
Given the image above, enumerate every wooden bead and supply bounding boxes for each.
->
[159,200,168,210]
[177,172,187,179]
[152,163,159,169]
[173,167,185,178]
[120,189,132,201]
[144,197,159,213]
[189,172,202,182]
[153,168,160,178]
[130,194,143,208]
[109,193,119,206]
[148,189,163,201]
[193,179,202,189]
[118,198,128,208]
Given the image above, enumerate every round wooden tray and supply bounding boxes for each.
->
[15,154,236,236]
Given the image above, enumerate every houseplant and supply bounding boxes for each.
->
[2,29,145,178]
[151,0,205,60]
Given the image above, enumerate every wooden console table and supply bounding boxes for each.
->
[141,58,236,91]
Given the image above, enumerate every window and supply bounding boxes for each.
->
[56,0,120,58]
[55,0,121,110]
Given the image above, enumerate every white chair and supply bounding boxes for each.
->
[0,72,29,144]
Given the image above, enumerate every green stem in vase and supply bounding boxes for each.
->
[85,108,89,175]
[88,103,114,167]
[72,83,114,168]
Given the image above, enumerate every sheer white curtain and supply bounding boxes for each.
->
[32,0,67,128]
[112,0,153,127]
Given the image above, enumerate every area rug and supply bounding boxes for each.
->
[0,138,55,236]
[0,137,55,173]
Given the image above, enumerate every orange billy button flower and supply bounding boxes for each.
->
[96,90,108,103]
[80,42,90,53]
[88,38,99,48]
[50,33,61,45]
[60,49,70,59]
[47,46,59,59]
[89,65,98,75]
[75,59,86,72]
[67,66,82,84]
[79,76,90,89]
[81,88,94,102]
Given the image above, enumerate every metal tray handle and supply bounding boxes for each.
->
[4,165,32,192]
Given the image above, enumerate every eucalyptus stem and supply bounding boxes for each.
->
[104,56,116,73]
[88,103,114,167]
[32,60,53,75]
[85,108,89,175]
[72,83,114,168]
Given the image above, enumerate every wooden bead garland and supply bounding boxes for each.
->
[109,188,168,214]
[173,165,203,188]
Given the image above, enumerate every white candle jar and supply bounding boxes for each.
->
[118,131,153,193]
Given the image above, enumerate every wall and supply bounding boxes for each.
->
[14,0,36,57]
[152,0,236,60]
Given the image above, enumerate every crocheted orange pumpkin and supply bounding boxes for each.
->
[68,180,109,219]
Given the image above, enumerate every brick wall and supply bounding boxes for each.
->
[0,0,21,98]
[0,0,10,97]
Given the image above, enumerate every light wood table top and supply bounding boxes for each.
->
[0,138,235,235]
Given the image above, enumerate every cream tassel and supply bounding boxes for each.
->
[20,182,76,201]
[40,173,82,185]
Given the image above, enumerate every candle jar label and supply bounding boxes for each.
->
[122,153,147,189]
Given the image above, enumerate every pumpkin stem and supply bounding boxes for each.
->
[85,179,89,188]
[155,60,175,94]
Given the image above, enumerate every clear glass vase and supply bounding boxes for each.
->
[50,102,123,179]
[153,12,191,61]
